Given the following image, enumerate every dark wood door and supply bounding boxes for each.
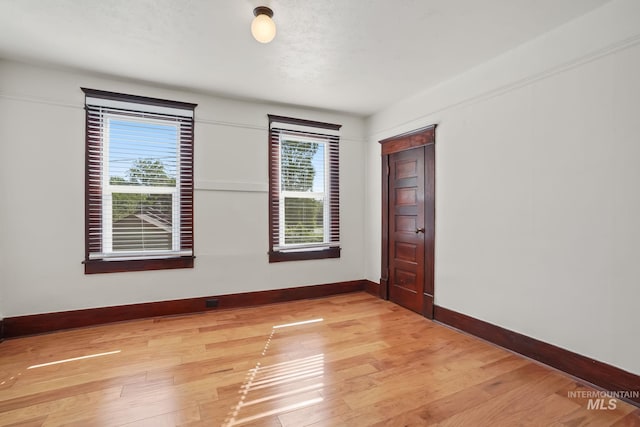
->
[389,147,426,314]
[380,125,435,319]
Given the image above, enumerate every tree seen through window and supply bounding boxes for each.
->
[107,119,177,252]
[281,139,325,244]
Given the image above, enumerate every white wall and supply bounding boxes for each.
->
[0,60,366,318]
[365,0,640,375]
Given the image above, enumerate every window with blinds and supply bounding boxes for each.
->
[268,115,341,262]
[82,88,196,274]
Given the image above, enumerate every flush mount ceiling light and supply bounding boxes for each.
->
[251,6,276,43]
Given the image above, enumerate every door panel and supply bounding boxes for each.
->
[389,147,425,314]
[395,242,417,262]
[380,124,435,319]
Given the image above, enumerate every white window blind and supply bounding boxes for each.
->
[83,89,195,271]
[268,115,341,262]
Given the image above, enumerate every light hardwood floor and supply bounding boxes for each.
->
[1,292,638,426]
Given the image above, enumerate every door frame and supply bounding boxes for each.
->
[379,125,436,318]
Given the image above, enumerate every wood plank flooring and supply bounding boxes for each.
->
[1,292,638,426]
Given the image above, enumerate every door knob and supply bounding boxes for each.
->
[415,227,425,234]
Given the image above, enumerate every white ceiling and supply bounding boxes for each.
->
[0,0,611,116]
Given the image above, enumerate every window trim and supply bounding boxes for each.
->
[268,115,341,263]
[82,88,197,274]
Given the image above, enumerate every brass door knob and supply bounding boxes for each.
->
[415,227,425,234]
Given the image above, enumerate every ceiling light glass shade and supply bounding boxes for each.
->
[251,9,276,43]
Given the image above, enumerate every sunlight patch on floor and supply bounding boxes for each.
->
[222,319,325,426]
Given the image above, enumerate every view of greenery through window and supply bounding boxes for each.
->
[108,119,177,251]
[281,139,325,244]
[110,159,175,222]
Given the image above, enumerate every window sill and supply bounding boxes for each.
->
[84,256,195,274]
[269,247,340,263]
